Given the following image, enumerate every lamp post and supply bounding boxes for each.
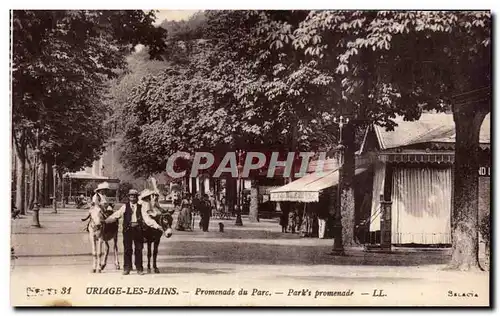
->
[62,173,68,208]
[235,149,244,226]
[67,174,71,206]
[331,116,349,256]
[31,151,41,227]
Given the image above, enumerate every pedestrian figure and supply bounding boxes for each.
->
[175,192,193,231]
[288,210,297,233]
[220,195,227,219]
[317,209,328,239]
[279,211,289,233]
[295,205,303,233]
[200,194,211,232]
[300,205,313,237]
[105,189,163,275]
[192,193,202,230]
[209,194,216,217]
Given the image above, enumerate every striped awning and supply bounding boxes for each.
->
[270,167,368,203]
[258,186,283,195]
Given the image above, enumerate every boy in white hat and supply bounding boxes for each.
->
[91,182,111,210]
[82,182,112,231]
[139,189,162,216]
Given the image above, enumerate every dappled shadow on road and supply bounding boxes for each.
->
[157,266,231,275]
[13,238,451,267]
[14,231,87,235]
[162,240,450,267]
[25,220,89,223]
[186,229,300,240]
[14,260,91,266]
[276,275,421,282]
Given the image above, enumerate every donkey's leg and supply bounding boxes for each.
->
[100,240,110,271]
[147,242,152,273]
[89,233,97,273]
[113,235,120,270]
[153,239,160,273]
[96,239,102,273]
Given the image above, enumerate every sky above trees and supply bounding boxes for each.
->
[153,10,200,24]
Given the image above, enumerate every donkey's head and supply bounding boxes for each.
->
[89,206,105,231]
[160,212,174,238]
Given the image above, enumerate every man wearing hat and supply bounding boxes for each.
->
[105,189,163,275]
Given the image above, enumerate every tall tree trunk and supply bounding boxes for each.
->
[289,122,298,183]
[191,177,197,195]
[340,123,357,247]
[28,170,33,209]
[52,163,57,213]
[249,179,258,222]
[15,144,26,215]
[24,163,30,212]
[226,176,237,216]
[213,178,219,209]
[28,160,35,208]
[33,153,38,205]
[38,160,45,206]
[449,103,489,271]
[200,176,206,195]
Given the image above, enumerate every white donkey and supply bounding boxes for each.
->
[87,205,120,273]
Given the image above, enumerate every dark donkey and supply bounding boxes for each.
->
[142,198,174,273]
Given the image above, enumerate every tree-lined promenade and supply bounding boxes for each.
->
[12,10,491,271]
[10,208,490,306]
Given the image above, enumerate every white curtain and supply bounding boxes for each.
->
[369,162,386,231]
[391,167,452,244]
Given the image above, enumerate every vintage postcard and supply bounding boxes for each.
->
[10,9,491,307]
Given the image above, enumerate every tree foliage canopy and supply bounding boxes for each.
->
[290,10,491,127]
[118,11,343,177]
[12,10,167,171]
[114,10,490,178]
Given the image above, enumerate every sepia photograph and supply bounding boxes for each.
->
[9,8,491,307]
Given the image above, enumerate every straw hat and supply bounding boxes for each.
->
[95,182,111,192]
[139,189,155,200]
